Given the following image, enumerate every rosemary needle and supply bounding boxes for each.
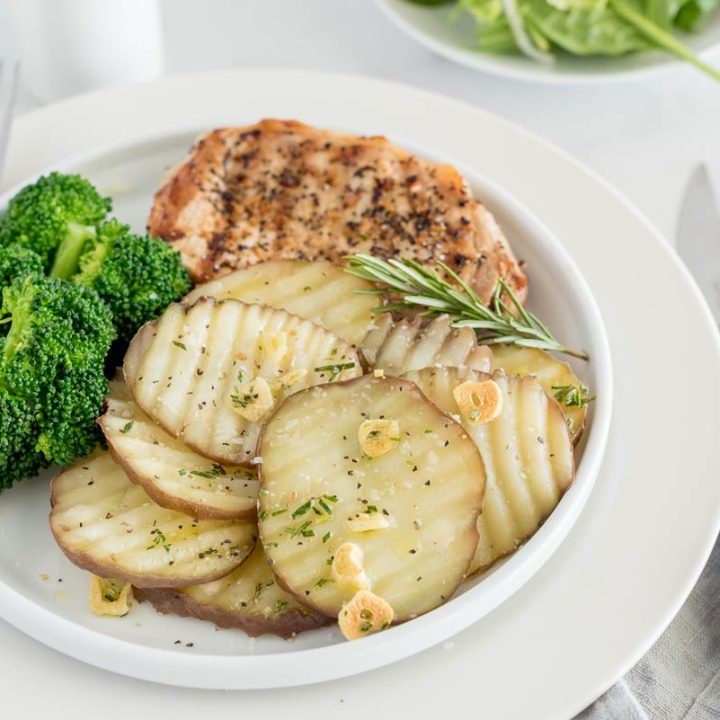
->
[344,254,589,361]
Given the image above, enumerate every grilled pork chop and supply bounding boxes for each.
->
[149,119,527,304]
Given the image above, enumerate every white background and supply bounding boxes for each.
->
[0,1,717,718]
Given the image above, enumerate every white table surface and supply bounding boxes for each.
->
[0,1,717,718]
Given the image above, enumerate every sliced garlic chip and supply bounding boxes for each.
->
[268,368,309,395]
[89,576,134,617]
[338,589,394,640]
[358,418,400,458]
[258,330,289,363]
[347,512,390,533]
[452,379,503,424]
[228,376,274,422]
[331,542,370,590]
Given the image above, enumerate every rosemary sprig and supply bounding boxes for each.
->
[344,254,588,361]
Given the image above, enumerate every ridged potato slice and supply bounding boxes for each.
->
[50,450,256,588]
[124,298,361,465]
[99,379,258,520]
[405,368,574,574]
[136,545,329,638]
[361,313,492,374]
[491,344,589,443]
[257,375,486,622]
[183,260,380,346]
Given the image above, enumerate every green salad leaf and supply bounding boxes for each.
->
[441,0,720,79]
[523,0,648,55]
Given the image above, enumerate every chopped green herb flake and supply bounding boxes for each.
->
[291,500,312,519]
[314,362,356,382]
[285,520,315,538]
[552,384,595,408]
[172,340,187,350]
[120,421,134,434]
[146,528,168,551]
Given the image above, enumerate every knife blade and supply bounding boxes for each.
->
[676,165,720,326]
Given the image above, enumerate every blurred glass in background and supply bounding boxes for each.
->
[1,0,164,103]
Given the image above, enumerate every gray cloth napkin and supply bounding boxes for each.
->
[578,538,720,719]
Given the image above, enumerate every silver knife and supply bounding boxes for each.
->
[677,165,720,325]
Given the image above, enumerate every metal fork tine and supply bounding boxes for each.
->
[0,60,20,186]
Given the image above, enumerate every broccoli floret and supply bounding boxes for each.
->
[0,172,111,277]
[0,275,115,483]
[0,245,44,287]
[74,220,192,343]
[0,385,46,492]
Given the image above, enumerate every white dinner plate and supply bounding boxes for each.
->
[376,0,720,84]
[0,130,611,688]
[1,70,719,718]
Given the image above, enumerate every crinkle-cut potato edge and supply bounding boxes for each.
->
[361,312,493,375]
[491,344,589,443]
[50,450,257,588]
[404,367,574,575]
[183,260,380,346]
[257,374,486,622]
[135,545,330,638]
[100,379,259,521]
[123,297,362,465]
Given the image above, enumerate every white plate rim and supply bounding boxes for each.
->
[375,0,720,84]
[0,128,612,690]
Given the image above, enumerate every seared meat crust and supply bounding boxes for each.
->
[149,119,527,304]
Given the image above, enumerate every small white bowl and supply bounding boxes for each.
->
[376,0,720,84]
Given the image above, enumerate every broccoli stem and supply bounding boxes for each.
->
[2,285,35,363]
[48,222,96,280]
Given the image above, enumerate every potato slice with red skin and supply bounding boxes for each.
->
[361,313,492,375]
[100,379,258,521]
[491,344,588,443]
[136,545,329,639]
[183,260,380,346]
[257,375,486,621]
[123,298,361,465]
[50,450,256,588]
[405,368,574,574]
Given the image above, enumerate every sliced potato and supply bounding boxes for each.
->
[257,375,486,621]
[183,260,380,345]
[405,368,574,574]
[99,379,258,520]
[491,344,589,443]
[124,298,361,465]
[50,450,256,588]
[361,313,492,374]
[136,545,329,638]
